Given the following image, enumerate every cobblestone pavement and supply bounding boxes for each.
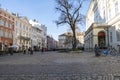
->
[0,51,120,80]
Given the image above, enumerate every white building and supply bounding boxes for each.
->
[13,13,32,51]
[29,20,47,50]
[85,0,120,52]
[47,35,58,50]
[40,24,47,49]
[59,33,71,49]
[59,32,84,49]
[76,32,84,47]
[29,20,42,50]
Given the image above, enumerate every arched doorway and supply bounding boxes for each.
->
[98,31,106,49]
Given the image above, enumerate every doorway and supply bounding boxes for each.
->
[98,31,106,49]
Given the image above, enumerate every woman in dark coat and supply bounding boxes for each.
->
[94,44,99,57]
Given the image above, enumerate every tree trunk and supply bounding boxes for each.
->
[72,26,77,51]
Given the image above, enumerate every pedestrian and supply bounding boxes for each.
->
[9,44,13,55]
[28,47,30,54]
[41,47,44,52]
[23,49,26,54]
[94,44,100,57]
[30,47,33,55]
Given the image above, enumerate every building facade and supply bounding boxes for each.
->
[59,33,67,49]
[76,32,85,48]
[59,32,73,49]
[0,8,14,51]
[29,20,47,50]
[47,35,58,50]
[40,24,47,49]
[13,14,32,51]
[59,32,84,49]
[0,7,48,52]
[29,20,42,50]
[85,0,120,52]
[47,35,54,50]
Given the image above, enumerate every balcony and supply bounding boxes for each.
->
[18,35,30,41]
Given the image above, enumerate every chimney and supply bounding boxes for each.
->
[33,19,36,22]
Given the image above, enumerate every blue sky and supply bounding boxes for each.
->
[0,0,90,41]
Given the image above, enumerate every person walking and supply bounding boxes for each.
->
[94,44,100,57]
[28,47,30,54]
[41,47,44,52]
[30,47,33,55]
[23,49,26,54]
[9,44,13,55]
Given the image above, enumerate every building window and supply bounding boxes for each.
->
[115,1,118,15]
[116,24,120,41]
[9,23,12,28]
[8,31,10,38]
[103,10,106,22]
[5,21,9,27]
[110,32,112,42]
[0,42,2,50]
[5,30,7,37]
[94,8,99,22]
[1,29,3,36]
[0,20,4,25]
[0,29,1,36]
[23,25,25,30]
[15,21,17,26]
[20,23,21,28]
[0,20,2,25]
[9,31,12,38]
[108,8,111,20]
[7,31,9,37]
[116,29,120,41]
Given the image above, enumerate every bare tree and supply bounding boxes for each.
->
[55,0,85,50]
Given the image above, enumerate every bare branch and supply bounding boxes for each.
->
[74,12,79,25]
[54,0,85,50]
[55,7,67,14]
[72,1,82,18]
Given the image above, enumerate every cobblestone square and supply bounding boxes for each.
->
[0,51,120,80]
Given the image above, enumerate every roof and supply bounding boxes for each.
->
[59,33,67,36]
[29,20,42,31]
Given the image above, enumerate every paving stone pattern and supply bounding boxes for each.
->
[0,74,120,80]
[0,51,120,80]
